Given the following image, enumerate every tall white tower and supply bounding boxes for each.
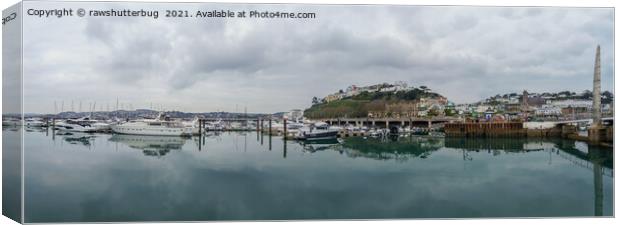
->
[592,45,602,127]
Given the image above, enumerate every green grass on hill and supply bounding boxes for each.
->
[304,89,442,119]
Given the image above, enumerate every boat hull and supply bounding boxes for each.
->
[56,124,99,133]
[111,125,192,136]
[296,130,339,141]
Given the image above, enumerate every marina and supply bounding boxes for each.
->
[5,126,612,222]
[4,113,613,146]
[1,2,615,223]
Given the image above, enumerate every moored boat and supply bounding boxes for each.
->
[24,118,45,127]
[56,117,110,133]
[111,113,192,136]
[296,122,339,141]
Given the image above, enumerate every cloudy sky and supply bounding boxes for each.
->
[21,2,614,114]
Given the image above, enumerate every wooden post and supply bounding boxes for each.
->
[409,118,412,129]
[198,119,202,136]
[283,118,287,140]
[268,118,272,135]
[256,119,260,132]
[198,129,202,151]
[52,118,56,140]
[283,140,287,158]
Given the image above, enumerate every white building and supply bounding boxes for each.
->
[551,99,593,109]
[286,109,304,121]
[379,86,397,92]
[475,105,492,113]
[535,105,562,116]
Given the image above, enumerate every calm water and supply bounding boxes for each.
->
[5,126,614,222]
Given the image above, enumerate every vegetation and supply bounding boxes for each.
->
[342,136,443,160]
[304,88,443,119]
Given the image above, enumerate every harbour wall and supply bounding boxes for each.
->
[444,122,527,138]
[445,122,613,148]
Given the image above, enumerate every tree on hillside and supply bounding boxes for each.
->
[428,108,440,117]
[444,108,456,116]
[580,90,593,99]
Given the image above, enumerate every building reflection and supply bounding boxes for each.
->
[444,137,612,216]
[554,140,610,217]
[339,136,444,162]
[317,136,612,216]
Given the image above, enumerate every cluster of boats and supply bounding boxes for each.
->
[270,122,442,140]
[3,115,343,141]
[3,113,205,137]
[3,113,443,140]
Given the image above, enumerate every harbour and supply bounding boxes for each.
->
[5,45,613,148]
[5,126,612,222]
[0,3,615,223]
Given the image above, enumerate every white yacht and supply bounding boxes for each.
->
[205,119,224,131]
[182,117,201,135]
[286,120,305,130]
[56,117,111,133]
[266,120,284,130]
[229,121,244,130]
[24,118,45,127]
[296,122,340,141]
[264,120,304,131]
[111,113,192,136]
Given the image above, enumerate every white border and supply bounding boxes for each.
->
[0,0,617,225]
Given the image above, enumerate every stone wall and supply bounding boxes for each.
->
[444,122,526,137]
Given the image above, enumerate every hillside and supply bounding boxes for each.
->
[304,88,444,119]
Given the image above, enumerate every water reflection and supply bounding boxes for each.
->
[2,127,22,222]
[63,134,97,146]
[24,127,46,133]
[193,131,222,151]
[18,129,614,222]
[299,139,341,153]
[340,136,444,161]
[2,126,19,132]
[109,134,187,157]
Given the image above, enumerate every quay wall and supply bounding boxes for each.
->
[444,122,577,139]
[444,137,545,151]
[444,122,526,138]
[446,122,613,148]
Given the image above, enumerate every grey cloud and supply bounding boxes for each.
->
[19,2,614,113]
